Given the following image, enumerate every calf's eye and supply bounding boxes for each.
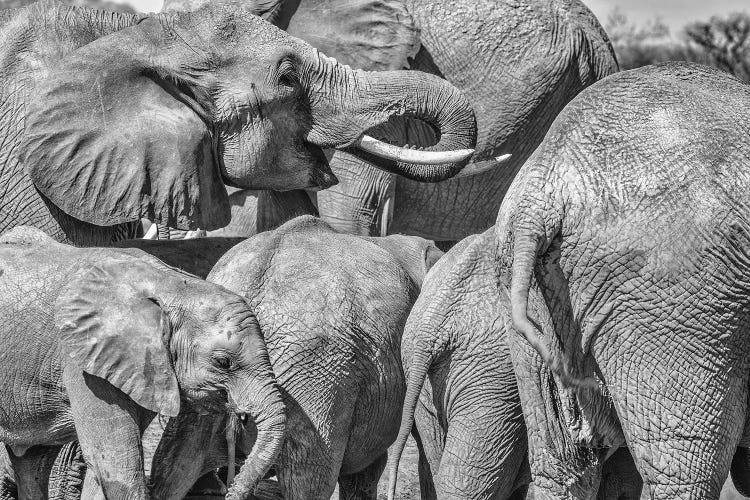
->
[213,355,233,371]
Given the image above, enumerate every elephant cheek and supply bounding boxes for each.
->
[217,126,265,188]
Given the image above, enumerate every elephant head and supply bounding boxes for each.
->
[54,258,284,497]
[21,3,476,232]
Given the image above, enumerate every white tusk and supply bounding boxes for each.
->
[143,224,158,240]
[226,415,237,487]
[453,154,512,178]
[495,154,512,162]
[184,229,207,239]
[353,135,474,165]
[380,196,393,238]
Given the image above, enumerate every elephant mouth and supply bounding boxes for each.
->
[306,141,338,190]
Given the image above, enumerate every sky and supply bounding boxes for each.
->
[120,0,750,29]
[582,0,748,30]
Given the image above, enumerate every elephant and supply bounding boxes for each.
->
[163,0,618,242]
[388,228,643,500]
[0,0,477,247]
[0,226,285,499]
[491,62,750,499]
[184,216,442,499]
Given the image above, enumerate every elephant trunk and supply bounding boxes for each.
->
[303,49,478,182]
[225,380,285,500]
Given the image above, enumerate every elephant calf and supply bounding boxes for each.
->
[388,228,644,500]
[188,216,443,500]
[0,226,284,499]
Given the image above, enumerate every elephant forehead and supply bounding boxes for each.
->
[186,291,255,329]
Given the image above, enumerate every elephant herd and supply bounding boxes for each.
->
[1,0,750,500]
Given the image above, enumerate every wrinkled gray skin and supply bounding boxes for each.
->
[0,226,284,499]
[200,216,442,499]
[0,448,14,500]
[389,228,643,500]
[0,0,476,247]
[495,62,750,499]
[299,0,619,241]
[390,231,529,500]
[163,0,617,242]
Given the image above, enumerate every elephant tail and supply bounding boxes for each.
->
[509,225,597,389]
[386,338,438,500]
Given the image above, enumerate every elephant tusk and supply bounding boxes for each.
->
[353,135,474,165]
[143,223,158,240]
[184,229,207,239]
[380,196,393,238]
[226,414,237,488]
[452,154,512,178]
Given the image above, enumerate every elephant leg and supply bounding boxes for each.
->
[337,453,386,500]
[412,426,438,500]
[413,381,443,500]
[505,328,603,499]
[435,402,527,499]
[276,403,351,500]
[149,409,224,500]
[5,444,59,500]
[48,442,86,500]
[63,368,155,499]
[601,341,746,499]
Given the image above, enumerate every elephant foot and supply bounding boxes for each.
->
[185,470,226,499]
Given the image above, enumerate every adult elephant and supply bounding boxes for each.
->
[185,216,442,499]
[496,62,750,499]
[166,0,618,242]
[0,0,476,246]
[388,228,642,500]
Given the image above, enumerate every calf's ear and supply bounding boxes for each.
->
[55,259,181,417]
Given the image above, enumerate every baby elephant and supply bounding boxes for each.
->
[192,216,442,500]
[388,228,643,500]
[0,226,284,499]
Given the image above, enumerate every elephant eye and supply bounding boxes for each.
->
[213,354,234,371]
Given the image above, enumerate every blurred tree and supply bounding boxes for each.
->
[0,0,135,13]
[604,7,710,72]
[605,6,671,46]
[685,12,750,82]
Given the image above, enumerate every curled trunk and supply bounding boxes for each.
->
[302,49,477,182]
[226,381,286,500]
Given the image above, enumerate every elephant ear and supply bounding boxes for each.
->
[285,0,420,70]
[55,259,181,417]
[20,18,230,231]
